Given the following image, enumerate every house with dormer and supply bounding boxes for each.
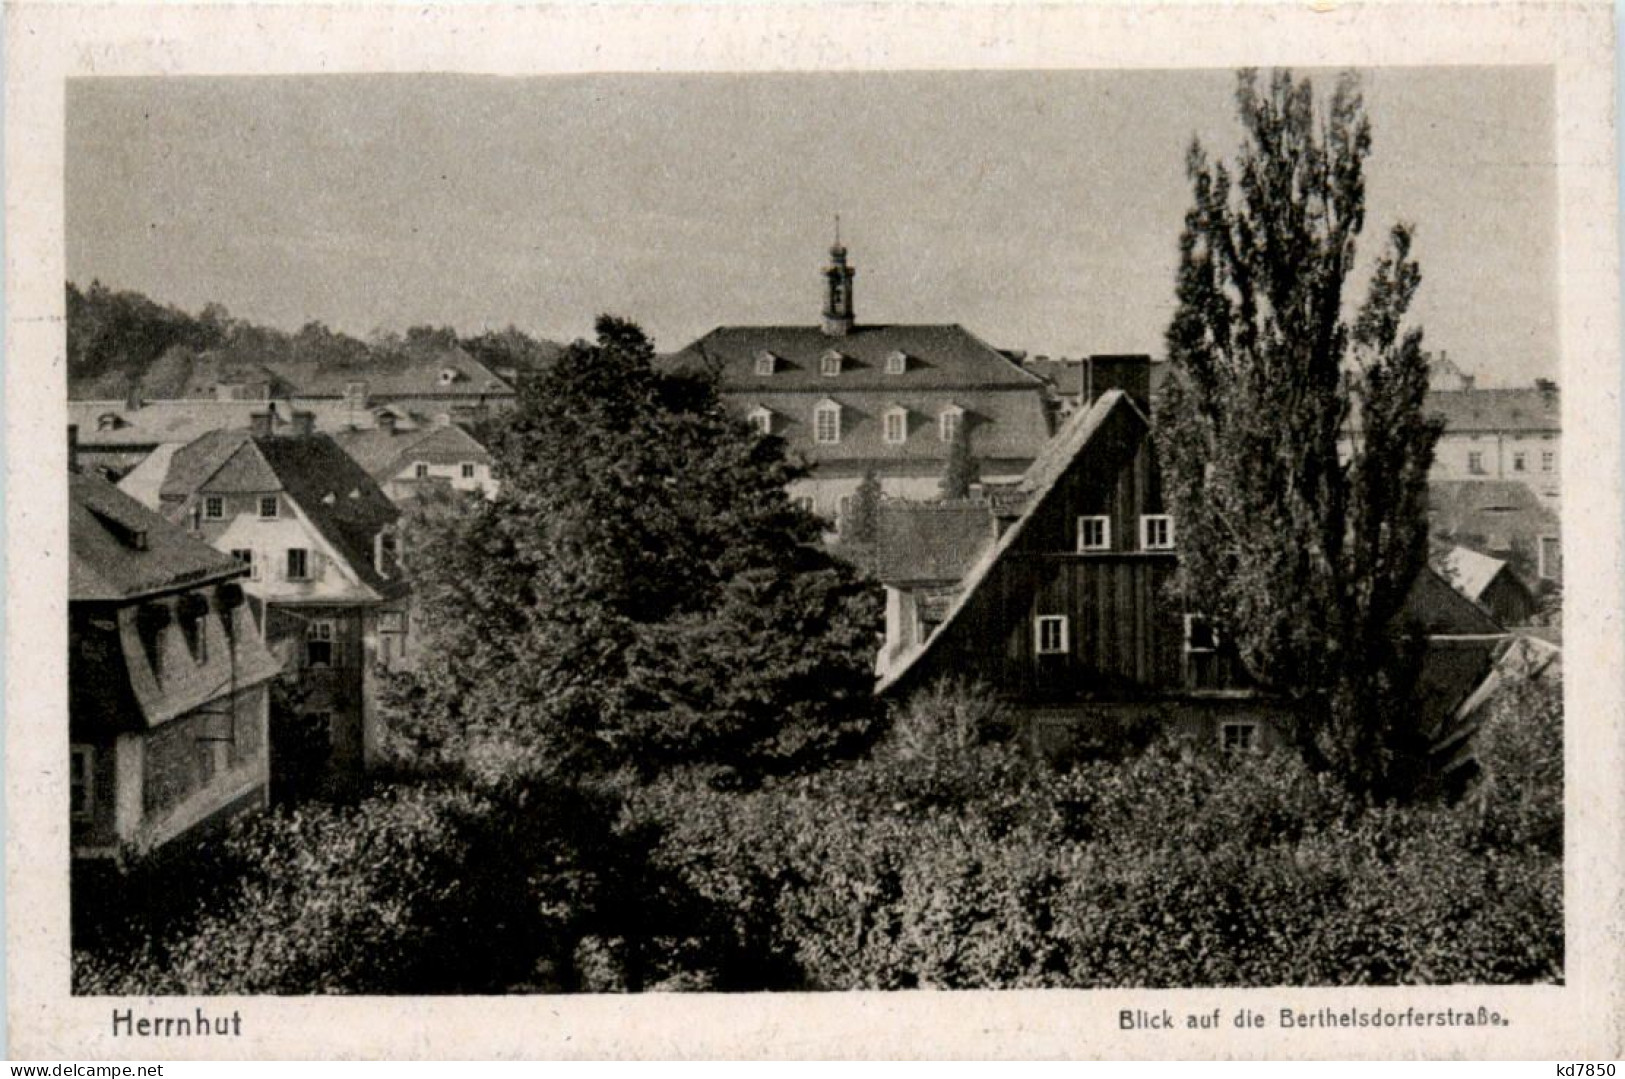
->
[333,416,498,502]
[666,241,1055,531]
[69,464,283,858]
[142,411,411,790]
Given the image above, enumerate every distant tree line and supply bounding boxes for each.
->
[65,280,565,399]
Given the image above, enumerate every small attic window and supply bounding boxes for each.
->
[438,368,460,386]
[754,351,778,376]
[820,351,844,377]
[96,413,122,432]
[885,351,908,375]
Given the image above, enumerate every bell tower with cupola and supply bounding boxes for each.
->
[821,217,856,337]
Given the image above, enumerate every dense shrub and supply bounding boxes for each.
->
[620,677,1564,990]
[74,776,615,995]
[78,674,1564,993]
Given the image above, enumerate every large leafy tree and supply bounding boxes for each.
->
[386,316,883,783]
[1155,69,1444,796]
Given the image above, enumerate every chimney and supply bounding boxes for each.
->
[249,410,274,439]
[67,424,79,471]
[378,411,397,435]
[124,383,143,412]
[292,410,316,437]
[1085,354,1152,409]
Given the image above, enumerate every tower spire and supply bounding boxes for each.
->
[822,223,855,336]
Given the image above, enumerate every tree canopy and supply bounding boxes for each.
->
[1154,69,1444,796]
[386,316,883,784]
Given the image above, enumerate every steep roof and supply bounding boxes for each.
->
[70,469,245,603]
[332,423,491,479]
[668,324,1050,392]
[877,391,1137,695]
[1426,387,1559,433]
[874,501,999,585]
[1441,545,1510,602]
[158,431,405,599]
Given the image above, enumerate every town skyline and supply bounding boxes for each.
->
[68,68,1556,384]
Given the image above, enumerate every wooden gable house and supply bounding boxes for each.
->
[877,387,1245,705]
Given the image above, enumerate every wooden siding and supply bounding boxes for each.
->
[894,401,1247,702]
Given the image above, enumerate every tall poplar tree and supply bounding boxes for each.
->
[1155,69,1444,796]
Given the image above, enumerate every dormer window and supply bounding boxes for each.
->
[883,406,908,445]
[748,406,773,436]
[438,368,459,386]
[814,400,842,445]
[939,405,964,443]
[885,351,908,375]
[820,350,844,377]
[754,351,778,376]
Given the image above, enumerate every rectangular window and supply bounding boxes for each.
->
[1539,535,1562,581]
[755,354,775,376]
[258,495,279,519]
[836,494,855,530]
[286,548,310,581]
[414,462,430,479]
[203,495,225,520]
[1467,451,1485,475]
[1512,451,1526,472]
[821,354,842,377]
[1184,614,1219,653]
[1542,451,1555,472]
[1221,722,1258,752]
[306,619,335,668]
[1140,514,1175,550]
[461,463,476,479]
[378,610,406,633]
[1035,615,1069,655]
[70,746,94,821]
[939,411,961,444]
[1077,515,1111,552]
[231,548,258,581]
[814,406,841,445]
[886,352,907,375]
[750,412,772,436]
[792,496,815,515]
[884,411,906,445]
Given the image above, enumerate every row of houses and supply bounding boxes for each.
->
[67,237,1562,857]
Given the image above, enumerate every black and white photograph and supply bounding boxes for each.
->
[7,0,1621,1061]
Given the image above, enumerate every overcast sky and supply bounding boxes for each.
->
[67,67,1556,385]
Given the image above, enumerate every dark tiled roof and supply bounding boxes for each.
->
[70,469,245,602]
[1426,387,1559,433]
[740,388,1053,465]
[159,432,405,599]
[254,437,405,598]
[668,324,1050,391]
[874,501,999,584]
[333,424,490,479]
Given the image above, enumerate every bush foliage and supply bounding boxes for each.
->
[75,673,1562,993]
